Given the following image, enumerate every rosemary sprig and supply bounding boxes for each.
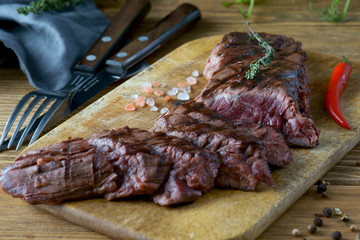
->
[244,18,275,80]
[17,0,85,15]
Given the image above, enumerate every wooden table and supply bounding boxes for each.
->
[0,0,359,239]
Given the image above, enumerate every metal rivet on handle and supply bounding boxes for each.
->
[102,36,112,42]
[117,52,127,58]
[86,55,96,61]
[138,36,148,42]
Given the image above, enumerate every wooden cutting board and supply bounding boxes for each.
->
[20,36,360,240]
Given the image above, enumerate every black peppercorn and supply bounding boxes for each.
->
[314,217,323,227]
[317,183,327,193]
[341,215,349,222]
[323,207,333,217]
[307,224,317,234]
[331,231,342,240]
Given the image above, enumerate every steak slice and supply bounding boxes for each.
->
[197,32,320,147]
[0,138,118,204]
[0,127,220,206]
[152,101,294,190]
[88,127,220,205]
[151,101,292,167]
[87,128,172,200]
[165,123,273,190]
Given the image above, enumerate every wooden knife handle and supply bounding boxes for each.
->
[74,0,151,73]
[105,3,201,70]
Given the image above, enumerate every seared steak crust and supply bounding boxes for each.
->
[1,127,219,206]
[89,127,220,205]
[0,138,118,204]
[198,32,319,147]
[152,101,292,167]
[152,101,293,190]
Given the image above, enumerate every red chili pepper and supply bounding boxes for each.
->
[324,56,352,130]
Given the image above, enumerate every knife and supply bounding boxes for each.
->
[69,3,201,112]
[56,0,151,95]
[0,0,151,150]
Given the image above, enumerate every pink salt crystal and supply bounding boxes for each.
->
[186,76,197,85]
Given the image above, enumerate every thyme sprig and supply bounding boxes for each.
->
[17,0,85,15]
[244,18,275,80]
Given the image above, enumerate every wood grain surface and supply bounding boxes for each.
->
[0,0,360,239]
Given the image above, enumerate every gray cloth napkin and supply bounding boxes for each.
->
[0,0,110,91]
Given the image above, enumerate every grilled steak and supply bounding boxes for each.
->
[0,127,219,206]
[152,101,293,190]
[197,32,320,147]
[0,138,118,204]
[152,101,292,167]
[88,127,220,205]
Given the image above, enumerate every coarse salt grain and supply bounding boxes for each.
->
[192,70,199,77]
[186,76,197,85]
[143,85,154,94]
[179,85,191,93]
[177,92,190,101]
[141,81,152,88]
[153,81,161,87]
[154,89,164,97]
[160,107,169,115]
[167,87,178,96]
[131,93,138,99]
[163,95,171,102]
[150,106,158,111]
[125,103,136,111]
[167,90,176,96]
[135,96,146,107]
[146,98,155,106]
[177,81,189,88]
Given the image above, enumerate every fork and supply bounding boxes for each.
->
[0,0,151,150]
[0,74,89,151]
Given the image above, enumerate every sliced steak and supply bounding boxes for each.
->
[165,123,273,190]
[152,101,292,167]
[198,32,320,147]
[88,128,172,200]
[0,138,118,204]
[152,101,294,190]
[0,127,219,206]
[88,127,220,205]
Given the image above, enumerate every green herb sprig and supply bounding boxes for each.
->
[222,0,351,22]
[309,0,351,22]
[17,0,85,15]
[244,18,275,80]
[221,0,255,19]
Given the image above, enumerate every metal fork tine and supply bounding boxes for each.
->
[7,95,43,149]
[28,98,66,146]
[0,92,35,147]
[16,98,53,150]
